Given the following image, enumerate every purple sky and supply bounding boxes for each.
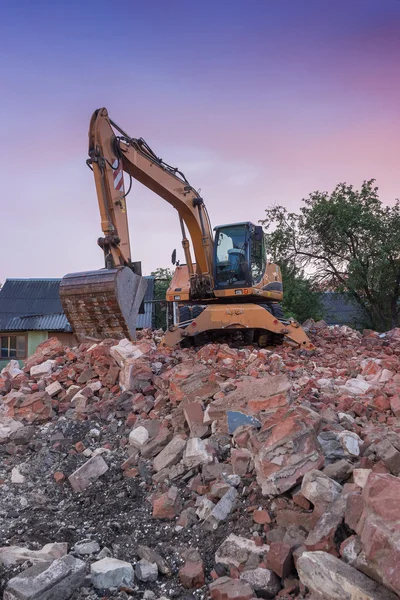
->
[1,0,399,281]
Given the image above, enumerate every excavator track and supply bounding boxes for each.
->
[60,267,147,342]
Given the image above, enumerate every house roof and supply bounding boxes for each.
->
[0,277,155,332]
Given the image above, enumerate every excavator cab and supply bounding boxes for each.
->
[213,223,265,290]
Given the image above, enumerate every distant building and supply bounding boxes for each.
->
[320,292,364,327]
[0,277,154,369]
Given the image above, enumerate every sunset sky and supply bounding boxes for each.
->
[1,0,399,281]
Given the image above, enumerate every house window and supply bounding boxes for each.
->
[0,335,27,359]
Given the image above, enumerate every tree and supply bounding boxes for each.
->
[279,261,323,324]
[261,180,400,331]
[151,267,173,329]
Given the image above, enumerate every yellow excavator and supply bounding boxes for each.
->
[60,108,314,350]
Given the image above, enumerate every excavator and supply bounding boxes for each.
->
[59,108,314,350]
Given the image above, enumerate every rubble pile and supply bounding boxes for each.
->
[1,322,400,599]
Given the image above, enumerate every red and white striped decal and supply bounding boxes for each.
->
[112,159,124,192]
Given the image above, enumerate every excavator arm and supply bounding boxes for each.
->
[88,108,214,288]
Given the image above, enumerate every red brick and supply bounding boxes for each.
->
[266,541,294,578]
[253,509,271,524]
[152,486,181,519]
[179,561,205,589]
[292,493,311,510]
[54,471,65,483]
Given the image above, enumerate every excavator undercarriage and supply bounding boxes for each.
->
[161,302,314,350]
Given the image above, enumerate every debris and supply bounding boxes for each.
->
[203,486,238,531]
[240,567,281,598]
[209,576,254,600]
[297,551,398,600]
[152,486,181,519]
[215,534,269,568]
[153,436,186,472]
[301,469,343,512]
[179,560,205,589]
[135,558,158,582]
[0,543,68,567]
[183,437,213,468]
[68,455,109,492]
[72,539,100,555]
[4,554,85,600]
[254,408,324,497]
[1,327,400,599]
[129,425,150,448]
[91,557,135,590]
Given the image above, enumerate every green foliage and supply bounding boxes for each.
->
[151,268,173,329]
[261,180,400,331]
[279,261,323,323]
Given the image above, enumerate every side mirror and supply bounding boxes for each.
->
[171,249,177,265]
[254,226,264,242]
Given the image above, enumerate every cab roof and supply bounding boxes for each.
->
[213,222,254,231]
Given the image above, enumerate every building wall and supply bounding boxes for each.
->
[0,330,78,371]
[27,331,48,357]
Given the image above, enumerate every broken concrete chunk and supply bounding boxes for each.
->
[11,467,25,484]
[129,426,150,448]
[318,431,345,460]
[254,410,324,497]
[68,455,108,492]
[110,338,144,367]
[301,469,343,510]
[322,459,353,482]
[352,468,371,488]
[209,576,254,600]
[339,378,372,395]
[183,437,213,468]
[153,435,186,472]
[338,431,361,457]
[45,380,63,397]
[304,492,348,553]
[215,533,269,568]
[135,558,158,582]
[355,472,400,595]
[4,554,85,600]
[196,497,215,520]
[203,486,238,531]
[137,545,171,576]
[297,551,398,600]
[73,539,100,555]
[240,567,281,598]
[30,359,56,379]
[91,557,134,590]
[0,543,68,567]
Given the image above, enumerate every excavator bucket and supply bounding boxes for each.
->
[59,267,148,342]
